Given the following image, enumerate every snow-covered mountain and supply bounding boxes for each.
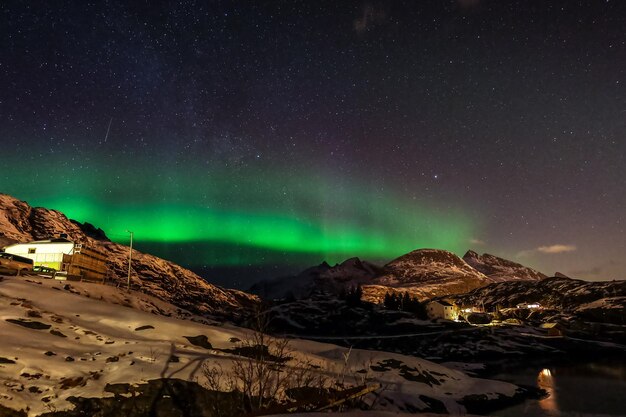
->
[0,276,531,416]
[254,248,548,302]
[0,194,257,321]
[380,249,488,285]
[463,250,546,282]
[365,249,492,301]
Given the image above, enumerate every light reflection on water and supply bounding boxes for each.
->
[537,368,557,414]
[488,359,626,417]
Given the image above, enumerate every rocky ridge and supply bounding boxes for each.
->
[366,249,492,301]
[463,250,546,282]
[255,248,548,303]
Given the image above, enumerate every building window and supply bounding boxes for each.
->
[28,248,36,254]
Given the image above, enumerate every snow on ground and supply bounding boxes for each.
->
[577,296,626,311]
[440,362,486,376]
[0,276,521,416]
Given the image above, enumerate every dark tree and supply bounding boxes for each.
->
[345,284,363,307]
[383,292,400,310]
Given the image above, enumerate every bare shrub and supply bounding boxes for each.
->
[201,309,337,414]
[202,363,241,417]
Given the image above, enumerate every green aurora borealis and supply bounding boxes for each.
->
[3,1,626,285]
[4,152,476,269]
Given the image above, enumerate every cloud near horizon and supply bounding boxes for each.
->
[518,244,577,257]
[536,244,577,254]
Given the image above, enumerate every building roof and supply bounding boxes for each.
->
[540,322,563,329]
[7,238,74,245]
[32,238,73,244]
[431,300,454,307]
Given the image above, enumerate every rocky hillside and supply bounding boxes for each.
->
[0,194,257,321]
[380,249,488,285]
[365,249,492,301]
[463,250,546,282]
[451,276,626,324]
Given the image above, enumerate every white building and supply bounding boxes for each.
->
[426,300,458,320]
[3,238,107,282]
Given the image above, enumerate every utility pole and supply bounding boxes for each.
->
[126,230,133,291]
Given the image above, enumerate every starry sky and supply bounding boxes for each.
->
[1,1,625,287]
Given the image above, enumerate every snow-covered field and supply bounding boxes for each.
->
[0,276,524,416]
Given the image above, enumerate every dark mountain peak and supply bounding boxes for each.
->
[337,257,362,268]
[483,253,524,268]
[318,261,332,269]
[323,257,381,280]
[291,260,333,277]
[250,256,382,300]
[464,249,480,259]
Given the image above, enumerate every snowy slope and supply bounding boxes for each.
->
[0,277,526,416]
[0,194,257,321]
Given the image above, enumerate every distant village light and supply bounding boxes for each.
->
[516,302,542,310]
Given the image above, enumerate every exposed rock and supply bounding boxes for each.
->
[461,387,546,415]
[5,318,51,330]
[36,379,242,417]
[184,335,213,350]
[50,329,67,338]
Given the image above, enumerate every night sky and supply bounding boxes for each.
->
[1,1,625,287]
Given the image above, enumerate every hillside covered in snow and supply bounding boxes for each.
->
[0,276,535,416]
